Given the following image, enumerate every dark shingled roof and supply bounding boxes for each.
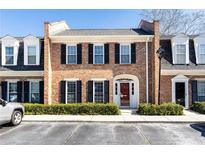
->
[52,28,153,36]
[160,39,205,70]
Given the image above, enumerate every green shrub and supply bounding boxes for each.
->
[137,103,184,115]
[191,102,205,114]
[23,103,120,115]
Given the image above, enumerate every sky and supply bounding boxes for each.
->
[0,9,142,36]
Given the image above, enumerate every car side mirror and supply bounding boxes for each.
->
[0,99,7,107]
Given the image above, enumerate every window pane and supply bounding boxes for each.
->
[9,83,17,93]
[199,55,205,64]
[31,93,40,103]
[121,55,129,64]
[95,82,104,103]
[94,46,103,55]
[31,82,39,93]
[6,47,14,55]
[68,46,77,55]
[67,82,76,103]
[176,44,186,54]
[121,45,129,55]
[67,55,77,64]
[28,46,36,55]
[197,81,205,96]
[9,94,17,102]
[6,56,14,64]
[200,44,205,54]
[28,56,36,64]
[95,55,103,64]
[176,54,186,64]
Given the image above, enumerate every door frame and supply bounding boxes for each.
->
[171,75,189,108]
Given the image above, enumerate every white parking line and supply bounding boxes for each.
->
[0,124,24,137]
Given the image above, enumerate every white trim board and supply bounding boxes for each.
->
[161,70,205,75]
[0,71,44,77]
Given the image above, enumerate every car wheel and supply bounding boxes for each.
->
[10,111,22,126]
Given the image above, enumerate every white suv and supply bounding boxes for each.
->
[0,98,24,126]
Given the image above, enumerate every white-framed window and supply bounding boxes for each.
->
[176,44,186,64]
[93,81,104,103]
[197,81,205,97]
[199,44,205,64]
[120,44,131,64]
[5,47,14,65]
[66,81,77,103]
[66,45,77,64]
[8,82,18,102]
[30,81,40,103]
[27,46,37,65]
[94,44,104,64]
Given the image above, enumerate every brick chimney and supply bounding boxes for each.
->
[44,22,52,104]
[152,20,160,104]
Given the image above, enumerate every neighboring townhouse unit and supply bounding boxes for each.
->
[2,19,205,109]
[160,33,205,108]
[43,20,160,108]
[0,35,44,104]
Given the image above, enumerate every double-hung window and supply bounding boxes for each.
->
[28,46,37,65]
[67,45,77,64]
[67,81,77,103]
[199,44,205,64]
[8,82,17,102]
[120,44,130,64]
[94,44,104,64]
[30,82,40,103]
[94,81,104,103]
[5,47,14,65]
[197,81,205,97]
[176,44,186,64]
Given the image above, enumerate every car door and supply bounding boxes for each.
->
[0,104,10,124]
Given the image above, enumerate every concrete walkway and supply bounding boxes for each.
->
[23,109,205,123]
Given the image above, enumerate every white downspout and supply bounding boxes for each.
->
[146,38,149,103]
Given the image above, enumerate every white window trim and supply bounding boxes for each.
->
[93,43,104,64]
[23,35,40,65]
[171,75,189,108]
[120,43,131,64]
[194,34,205,64]
[171,34,189,65]
[65,81,77,104]
[66,44,77,64]
[93,80,104,103]
[29,81,40,102]
[7,81,18,102]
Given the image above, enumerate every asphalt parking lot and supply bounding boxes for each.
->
[0,122,205,145]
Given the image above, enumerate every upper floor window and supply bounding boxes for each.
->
[28,46,37,65]
[120,44,131,64]
[176,44,186,64]
[67,45,77,64]
[199,44,205,64]
[94,44,104,64]
[5,47,14,65]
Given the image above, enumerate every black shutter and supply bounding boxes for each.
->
[104,80,109,103]
[115,43,120,64]
[60,81,66,103]
[131,43,136,64]
[192,80,198,102]
[77,80,82,103]
[1,81,7,101]
[17,81,23,102]
[104,44,109,64]
[87,81,93,102]
[39,81,44,104]
[77,44,82,64]
[24,81,30,103]
[61,44,66,64]
[88,44,93,64]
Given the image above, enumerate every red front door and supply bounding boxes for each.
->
[120,83,130,106]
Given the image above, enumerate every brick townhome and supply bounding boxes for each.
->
[1,20,205,108]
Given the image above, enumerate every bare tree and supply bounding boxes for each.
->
[139,9,205,35]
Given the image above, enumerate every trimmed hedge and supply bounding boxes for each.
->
[191,102,205,114]
[23,103,120,115]
[137,103,184,115]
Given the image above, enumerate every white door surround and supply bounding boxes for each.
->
[113,74,139,108]
[171,74,189,108]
